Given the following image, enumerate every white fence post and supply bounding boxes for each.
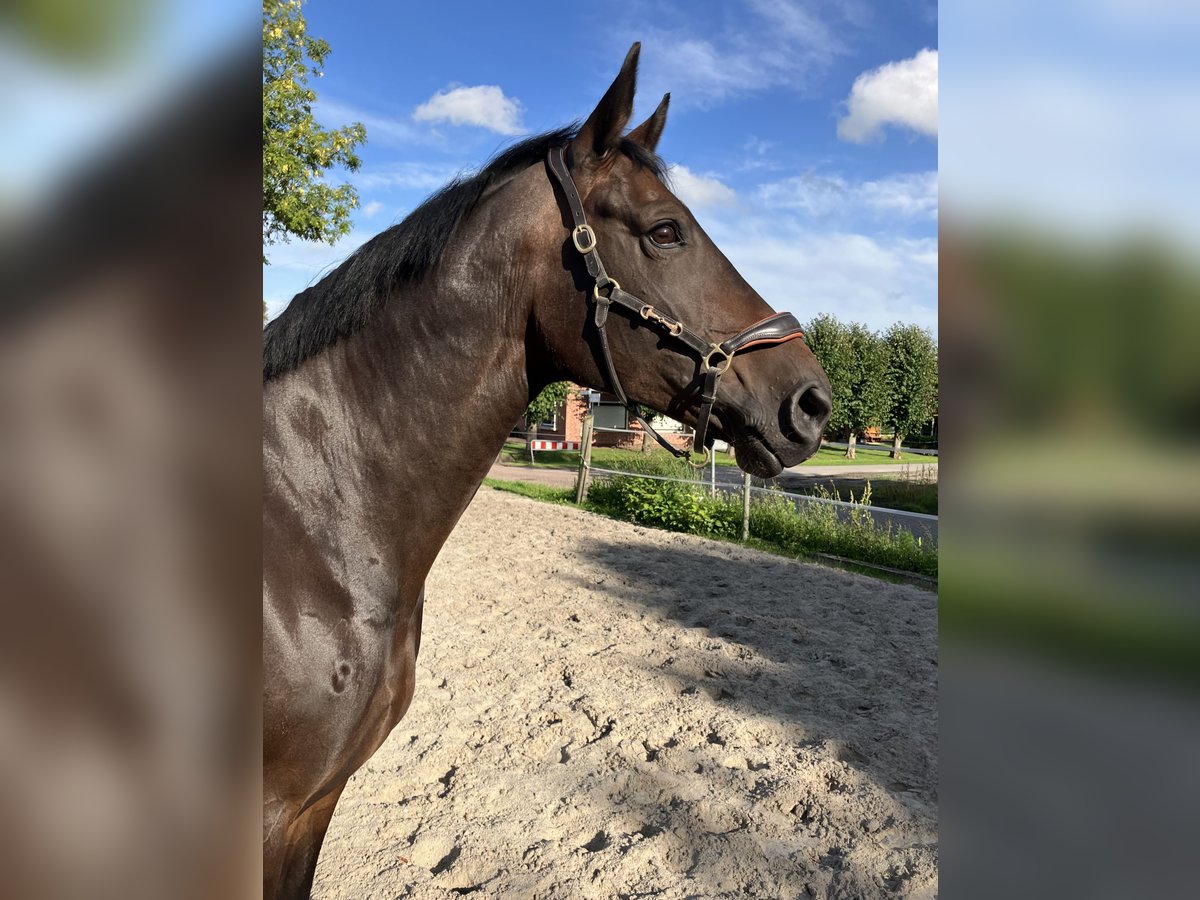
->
[741,471,751,541]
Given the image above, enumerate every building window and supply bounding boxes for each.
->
[538,411,558,430]
[593,403,629,430]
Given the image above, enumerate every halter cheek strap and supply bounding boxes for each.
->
[547,146,805,465]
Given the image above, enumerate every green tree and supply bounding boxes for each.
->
[840,323,891,458]
[803,315,851,446]
[883,323,938,458]
[2,0,151,67]
[526,382,572,428]
[805,316,891,458]
[524,382,573,461]
[263,0,366,259]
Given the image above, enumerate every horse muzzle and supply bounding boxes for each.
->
[712,370,832,478]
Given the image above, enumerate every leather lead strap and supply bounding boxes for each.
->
[692,369,721,456]
[546,145,806,462]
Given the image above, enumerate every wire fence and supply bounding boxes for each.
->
[510,427,936,456]
[586,466,939,525]
[581,426,936,526]
[506,417,938,544]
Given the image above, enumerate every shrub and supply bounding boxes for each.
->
[749,486,937,577]
[592,470,937,578]
[586,456,740,538]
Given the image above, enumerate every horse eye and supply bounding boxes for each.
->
[650,223,680,246]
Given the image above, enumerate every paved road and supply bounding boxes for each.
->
[487,461,938,543]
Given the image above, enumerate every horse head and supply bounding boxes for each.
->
[533,44,831,478]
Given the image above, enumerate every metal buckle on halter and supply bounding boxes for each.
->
[592,277,620,301]
[639,304,684,337]
[701,344,734,375]
[686,444,711,468]
[572,223,597,254]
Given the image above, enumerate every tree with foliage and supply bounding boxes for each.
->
[524,382,573,461]
[3,0,151,67]
[263,0,366,259]
[883,323,938,458]
[526,381,572,428]
[804,316,891,458]
[840,323,891,458]
[803,314,851,446]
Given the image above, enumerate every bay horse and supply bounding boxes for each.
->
[263,43,831,898]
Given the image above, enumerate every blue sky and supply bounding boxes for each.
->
[264,0,938,333]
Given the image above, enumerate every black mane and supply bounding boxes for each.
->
[263,127,667,380]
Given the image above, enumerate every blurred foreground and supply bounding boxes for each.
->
[941,3,1200,894]
[0,5,259,897]
[939,226,1199,897]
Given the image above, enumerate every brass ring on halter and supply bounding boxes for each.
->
[572,223,597,254]
[686,445,711,468]
[702,344,734,375]
[593,278,620,301]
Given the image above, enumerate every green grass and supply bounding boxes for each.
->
[799,445,938,466]
[482,477,575,504]
[942,548,1200,684]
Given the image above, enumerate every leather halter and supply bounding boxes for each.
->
[547,145,806,465]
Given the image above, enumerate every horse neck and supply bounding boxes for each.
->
[264,267,542,581]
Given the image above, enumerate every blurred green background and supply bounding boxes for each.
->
[941,226,1200,682]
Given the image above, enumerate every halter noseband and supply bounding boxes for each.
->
[547,146,806,466]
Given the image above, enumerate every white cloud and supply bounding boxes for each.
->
[691,168,938,332]
[265,230,369,274]
[262,231,371,322]
[413,85,525,135]
[667,165,740,211]
[838,49,938,143]
[757,170,938,220]
[361,200,384,219]
[713,224,938,334]
[316,99,426,146]
[858,172,939,217]
[351,161,462,192]
[632,1,851,109]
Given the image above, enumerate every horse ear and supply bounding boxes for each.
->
[627,92,670,153]
[573,43,640,162]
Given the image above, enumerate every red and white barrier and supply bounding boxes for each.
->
[528,440,580,451]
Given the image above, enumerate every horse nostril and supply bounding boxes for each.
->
[796,383,831,424]
[781,381,831,449]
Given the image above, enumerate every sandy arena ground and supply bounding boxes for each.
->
[312,488,938,899]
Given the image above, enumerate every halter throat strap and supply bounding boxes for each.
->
[546,145,805,463]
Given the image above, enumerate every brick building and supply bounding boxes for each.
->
[519,384,695,452]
